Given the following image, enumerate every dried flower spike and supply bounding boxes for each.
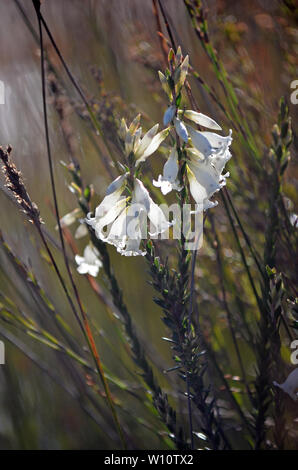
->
[0,146,43,224]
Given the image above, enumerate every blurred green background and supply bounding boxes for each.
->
[0,0,297,449]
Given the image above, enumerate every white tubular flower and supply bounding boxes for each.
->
[163,105,176,126]
[135,124,159,159]
[75,244,102,277]
[133,179,172,238]
[57,208,81,230]
[58,209,88,239]
[74,222,88,239]
[153,105,232,210]
[273,368,298,401]
[153,148,181,195]
[135,126,170,166]
[186,125,213,158]
[181,110,222,131]
[86,173,128,241]
[174,117,188,143]
[187,161,220,211]
[116,178,172,255]
[87,175,172,256]
[118,193,147,257]
[186,128,232,211]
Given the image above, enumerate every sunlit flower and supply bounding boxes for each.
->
[87,175,172,256]
[75,244,102,277]
[163,109,224,146]
[181,109,222,131]
[57,209,88,239]
[163,105,176,126]
[174,117,189,143]
[74,222,88,239]
[57,208,81,229]
[153,147,181,195]
[87,173,128,242]
[119,115,169,167]
[186,128,232,210]
[273,368,298,401]
[154,107,232,211]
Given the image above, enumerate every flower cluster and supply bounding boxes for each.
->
[75,243,102,277]
[156,46,232,210]
[86,173,172,257]
[60,47,233,274]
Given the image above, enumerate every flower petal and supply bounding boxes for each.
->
[187,162,220,210]
[75,244,102,277]
[118,237,146,257]
[104,206,128,249]
[119,117,128,140]
[183,110,222,130]
[174,117,188,143]
[89,265,100,277]
[187,125,213,157]
[87,174,127,241]
[58,208,81,229]
[106,173,128,196]
[135,123,159,159]
[153,148,181,195]
[185,147,205,161]
[174,55,189,92]
[128,114,141,135]
[163,148,179,181]
[75,255,85,265]
[136,128,169,165]
[125,129,134,156]
[158,71,172,100]
[89,173,127,221]
[83,244,100,264]
[211,149,232,175]
[93,197,128,241]
[163,105,176,126]
[117,204,147,256]
[134,179,172,236]
[131,179,150,211]
[175,46,182,66]
[290,213,298,228]
[199,130,232,149]
[133,127,142,152]
[77,263,90,275]
[153,175,173,195]
[74,223,88,239]
[148,200,172,236]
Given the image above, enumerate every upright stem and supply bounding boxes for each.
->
[36,3,117,166]
[32,0,126,449]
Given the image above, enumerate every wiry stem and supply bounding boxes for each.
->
[33,1,117,166]
[69,166,187,449]
[32,0,126,449]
